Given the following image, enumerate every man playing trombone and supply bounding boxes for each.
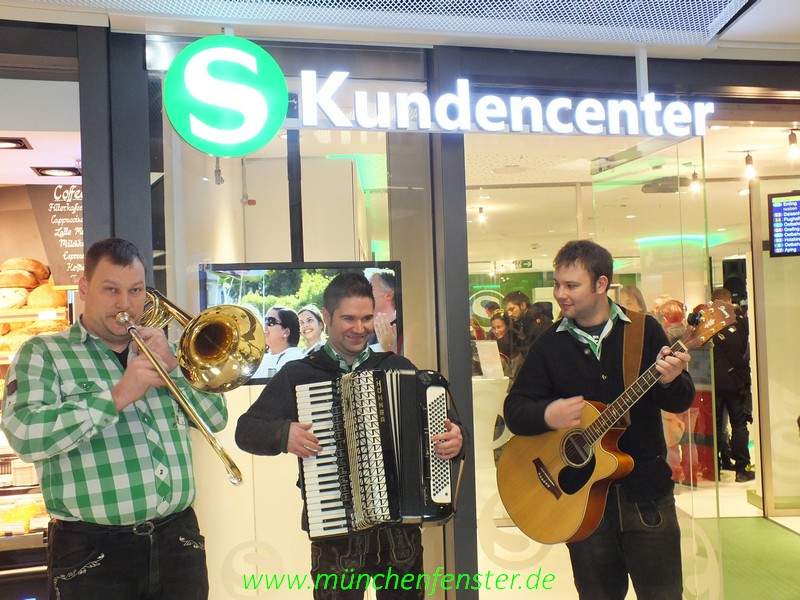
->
[1,237,226,600]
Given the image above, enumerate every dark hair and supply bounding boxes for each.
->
[503,290,531,307]
[490,311,513,329]
[553,240,613,287]
[271,306,300,346]
[298,304,323,324]
[370,269,396,293]
[483,300,501,314]
[323,272,374,316]
[84,237,147,280]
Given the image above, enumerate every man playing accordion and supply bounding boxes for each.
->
[236,271,463,600]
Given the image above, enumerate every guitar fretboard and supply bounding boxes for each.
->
[582,339,687,446]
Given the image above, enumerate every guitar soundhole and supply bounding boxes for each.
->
[562,431,592,467]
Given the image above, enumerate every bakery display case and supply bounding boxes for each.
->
[0,257,72,378]
[0,257,73,599]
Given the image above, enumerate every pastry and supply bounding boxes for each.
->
[0,288,29,310]
[0,257,50,281]
[26,283,68,309]
[0,270,39,290]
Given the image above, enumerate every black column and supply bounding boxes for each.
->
[428,45,478,599]
[108,32,153,279]
[287,92,304,262]
[77,25,113,246]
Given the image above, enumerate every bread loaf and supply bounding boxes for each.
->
[0,288,29,310]
[0,258,50,281]
[0,270,38,290]
[26,283,67,309]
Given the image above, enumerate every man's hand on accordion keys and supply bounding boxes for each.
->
[431,419,463,460]
[288,422,321,458]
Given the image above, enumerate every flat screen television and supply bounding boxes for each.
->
[768,191,800,257]
[199,261,402,384]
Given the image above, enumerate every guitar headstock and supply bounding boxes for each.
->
[682,300,738,350]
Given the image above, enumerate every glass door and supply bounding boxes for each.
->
[590,136,726,597]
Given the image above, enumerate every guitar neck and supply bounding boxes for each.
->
[583,339,687,445]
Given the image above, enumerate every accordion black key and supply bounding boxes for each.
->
[296,369,454,539]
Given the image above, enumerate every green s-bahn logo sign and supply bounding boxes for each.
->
[163,35,288,157]
[164,36,715,158]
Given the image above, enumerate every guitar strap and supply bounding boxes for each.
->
[621,310,646,426]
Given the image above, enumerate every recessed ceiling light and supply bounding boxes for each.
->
[717,227,727,232]
[0,137,32,150]
[31,166,82,177]
[626,214,637,219]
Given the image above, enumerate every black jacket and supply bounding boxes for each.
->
[712,316,750,394]
[504,311,695,501]
[513,303,554,351]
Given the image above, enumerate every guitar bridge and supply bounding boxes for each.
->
[533,457,562,500]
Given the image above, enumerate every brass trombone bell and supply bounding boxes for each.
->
[179,305,265,393]
[141,288,266,394]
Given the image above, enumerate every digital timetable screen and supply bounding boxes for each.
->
[768,192,800,257]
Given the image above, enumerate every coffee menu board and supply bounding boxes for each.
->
[27,185,84,286]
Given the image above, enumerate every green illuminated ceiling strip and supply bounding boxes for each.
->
[636,234,706,245]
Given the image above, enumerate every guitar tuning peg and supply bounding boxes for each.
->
[687,312,702,326]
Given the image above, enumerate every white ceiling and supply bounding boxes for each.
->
[3,0,800,59]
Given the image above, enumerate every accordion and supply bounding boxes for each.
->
[296,369,454,540]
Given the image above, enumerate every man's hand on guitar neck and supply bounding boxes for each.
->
[655,346,691,385]
[544,395,585,430]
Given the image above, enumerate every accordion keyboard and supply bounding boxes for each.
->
[296,380,350,538]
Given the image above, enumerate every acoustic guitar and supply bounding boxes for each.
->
[496,300,736,545]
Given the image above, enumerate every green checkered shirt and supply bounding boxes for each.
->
[323,341,372,372]
[0,319,228,525]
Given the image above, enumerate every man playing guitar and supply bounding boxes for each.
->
[503,240,694,600]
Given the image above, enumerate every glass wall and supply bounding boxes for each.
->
[463,119,798,597]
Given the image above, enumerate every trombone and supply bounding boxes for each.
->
[116,289,265,485]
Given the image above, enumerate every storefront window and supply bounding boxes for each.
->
[0,73,80,597]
